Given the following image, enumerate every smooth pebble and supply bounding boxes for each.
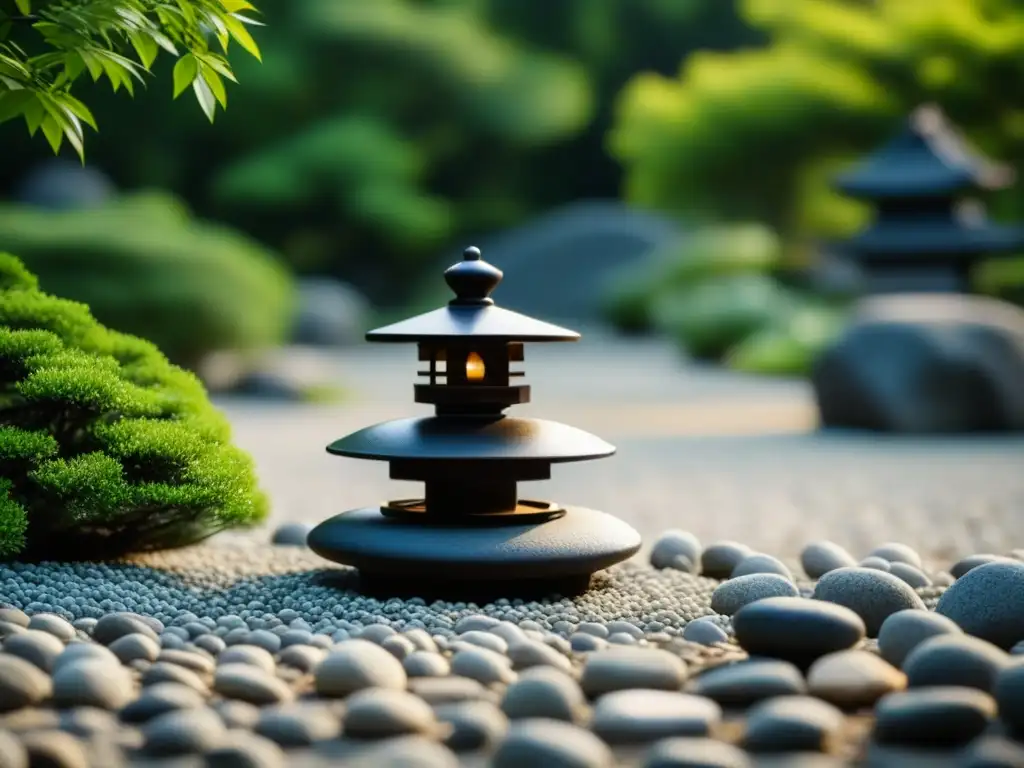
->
[877,609,963,669]
[812,567,925,636]
[591,690,722,743]
[493,719,614,768]
[501,667,585,722]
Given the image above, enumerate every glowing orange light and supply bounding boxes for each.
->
[466,351,486,382]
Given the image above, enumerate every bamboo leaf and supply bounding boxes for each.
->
[225,14,261,60]
[172,52,197,98]
[200,64,226,108]
[58,92,97,130]
[14,0,31,15]
[40,114,63,153]
[192,74,216,121]
[129,31,158,69]
[22,96,43,135]
[0,90,32,124]
[220,0,256,13]
[196,52,236,82]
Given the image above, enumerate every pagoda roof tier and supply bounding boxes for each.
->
[837,217,1024,261]
[835,105,1013,200]
[367,304,580,343]
[328,416,615,463]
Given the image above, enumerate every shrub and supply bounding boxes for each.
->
[726,303,847,376]
[0,192,295,370]
[0,254,268,560]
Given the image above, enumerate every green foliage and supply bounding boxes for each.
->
[726,303,846,376]
[0,254,267,559]
[0,0,263,158]
[0,191,294,368]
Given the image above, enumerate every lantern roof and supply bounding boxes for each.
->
[367,246,580,343]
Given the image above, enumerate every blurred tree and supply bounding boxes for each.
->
[611,0,1024,256]
[0,0,263,158]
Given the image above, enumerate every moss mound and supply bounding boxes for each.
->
[0,254,268,560]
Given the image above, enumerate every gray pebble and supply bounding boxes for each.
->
[733,596,866,662]
[450,646,515,685]
[279,629,313,649]
[642,737,751,768]
[493,718,614,768]
[255,703,341,746]
[994,662,1024,736]
[873,687,996,746]
[347,735,459,768]
[455,615,499,634]
[702,542,754,580]
[0,607,29,627]
[0,730,27,768]
[731,554,793,581]
[357,624,397,644]
[869,542,923,569]
[57,707,120,738]
[52,642,118,672]
[858,557,891,572]
[0,621,26,640]
[456,631,506,655]
[2,629,64,671]
[800,541,857,579]
[501,667,585,722]
[582,648,687,696]
[591,689,721,743]
[609,633,637,645]
[271,522,312,546]
[904,634,1011,692]
[381,634,416,660]
[812,567,925,636]
[961,736,1024,768]
[214,664,294,705]
[403,628,439,653]
[877,609,963,669]
[409,676,492,705]
[403,651,450,678]
[52,659,134,709]
[163,626,191,641]
[205,730,286,768]
[936,561,1024,650]
[19,730,88,768]
[160,633,187,650]
[223,627,250,647]
[142,661,209,693]
[651,530,703,571]
[742,695,844,753]
[577,622,609,639]
[606,621,644,639]
[571,633,608,652]
[120,682,205,723]
[952,554,1012,580]
[144,707,226,755]
[277,644,325,673]
[711,574,799,616]
[0,654,52,712]
[682,618,728,646]
[159,648,216,674]
[213,699,261,730]
[219,645,275,674]
[246,629,281,654]
[806,650,906,709]
[689,659,806,707]
[343,688,439,738]
[315,639,407,697]
[110,633,160,664]
[508,639,572,672]
[434,701,508,752]
[888,563,932,589]
[92,613,159,646]
[26,613,75,643]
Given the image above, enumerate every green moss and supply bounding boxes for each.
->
[0,254,268,560]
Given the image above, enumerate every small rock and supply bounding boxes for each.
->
[994,662,1024,737]
[158,648,215,674]
[279,629,313,649]
[651,530,703,571]
[52,642,119,672]
[508,639,572,672]
[812,567,925,636]
[903,634,1011,692]
[110,633,160,664]
[19,730,88,768]
[961,736,1024,768]
[246,629,282,654]
[26,613,75,643]
[711,574,799,616]
[357,624,397,644]
[271,522,312,546]
[873,687,996,746]
[858,557,891,572]
[409,676,492,705]
[591,690,721,743]
[877,609,964,669]
[0,607,29,627]
[689,659,806,707]
[806,650,906,708]
[888,563,932,589]
[682,619,729,647]
[869,543,923,569]
[642,737,751,768]
[0,730,27,768]
[92,613,159,646]
[952,554,1012,580]
[120,682,205,723]
[381,635,416,661]
[0,622,26,640]
[255,703,341,746]
[450,646,516,685]
[801,542,858,579]
[581,648,687,696]
[205,730,286,768]
[571,633,608,652]
[159,633,186,650]
[144,707,226,755]
[501,667,585,722]
[52,660,134,709]
[577,623,609,639]
[434,701,508,752]
[606,621,644,639]
[743,695,844,752]
[277,644,325,673]
[935,561,1024,650]
[314,639,407,697]
[731,554,793,581]
[458,631,507,655]
[403,628,439,652]
[403,651,450,678]
[609,633,637,646]
[343,688,439,739]
[219,645,275,674]
[213,700,261,730]
[455,615,500,634]
[214,664,294,705]
[493,719,613,768]
[702,542,754,580]
[57,707,120,738]
[0,654,52,712]
[142,661,209,693]
[733,597,866,663]
[2,629,64,671]
[348,735,459,768]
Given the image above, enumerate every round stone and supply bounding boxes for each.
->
[26,613,75,643]
[606,621,644,639]
[143,708,226,755]
[0,608,29,627]
[888,563,932,589]
[682,618,729,647]
[455,615,500,634]
[19,730,88,768]
[206,731,286,768]
[142,661,209,693]
[404,651,450,678]
[501,667,585,722]
[52,643,119,672]
[109,633,160,664]
[0,622,26,641]
[342,688,439,739]
[404,628,439,652]
[581,648,687,696]
[92,613,159,646]
[278,644,326,673]
[315,639,407,697]
[642,737,751,768]
[858,557,891,572]
[0,730,27,768]
[246,629,282,654]
[591,690,721,743]
[213,700,261,730]
[806,650,907,709]
[159,648,216,674]
[2,629,64,672]
[507,639,572,672]
[450,646,516,685]
[272,522,313,546]
[689,659,806,707]
[710,574,799,616]
[351,736,459,768]
[936,561,1024,650]
[742,695,844,753]
[733,597,866,663]
[650,530,703,571]
[219,645,274,674]
[435,701,508,752]
[280,629,314,649]
[307,505,642,588]
[873,687,996,746]
[952,554,1012,580]
[877,609,963,669]
[255,703,341,746]
[731,554,793,581]
[357,624,397,644]
[0,655,52,712]
[577,622,609,639]
[608,633,636,646]
[903,635,1011,692]
[868,542,922,568]
[812,567,925,636]
[409,676,492,706]
[702,542,754,580]
[120,682,205,723]
[571,633,608,652]
[214,664,294,705]
[381,635,416,660]
[800,541,857,579]
[493,719,614,768]
[52,660,134,709]
[457,630,507,655]
[961,736,1024,768]
[994,662,1024,736]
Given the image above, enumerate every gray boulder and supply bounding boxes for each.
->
[15,160,115,210]
[812,294,1024,432]
[291,277,369,347]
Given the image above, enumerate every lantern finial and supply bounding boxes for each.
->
[444,246,503,306]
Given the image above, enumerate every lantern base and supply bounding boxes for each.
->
[307,504,641,599]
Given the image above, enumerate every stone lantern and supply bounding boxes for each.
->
[308,247,641,597]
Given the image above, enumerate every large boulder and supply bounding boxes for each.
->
[811,294,1024,432]
[290,277,370,347]
[15,160,115,210]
